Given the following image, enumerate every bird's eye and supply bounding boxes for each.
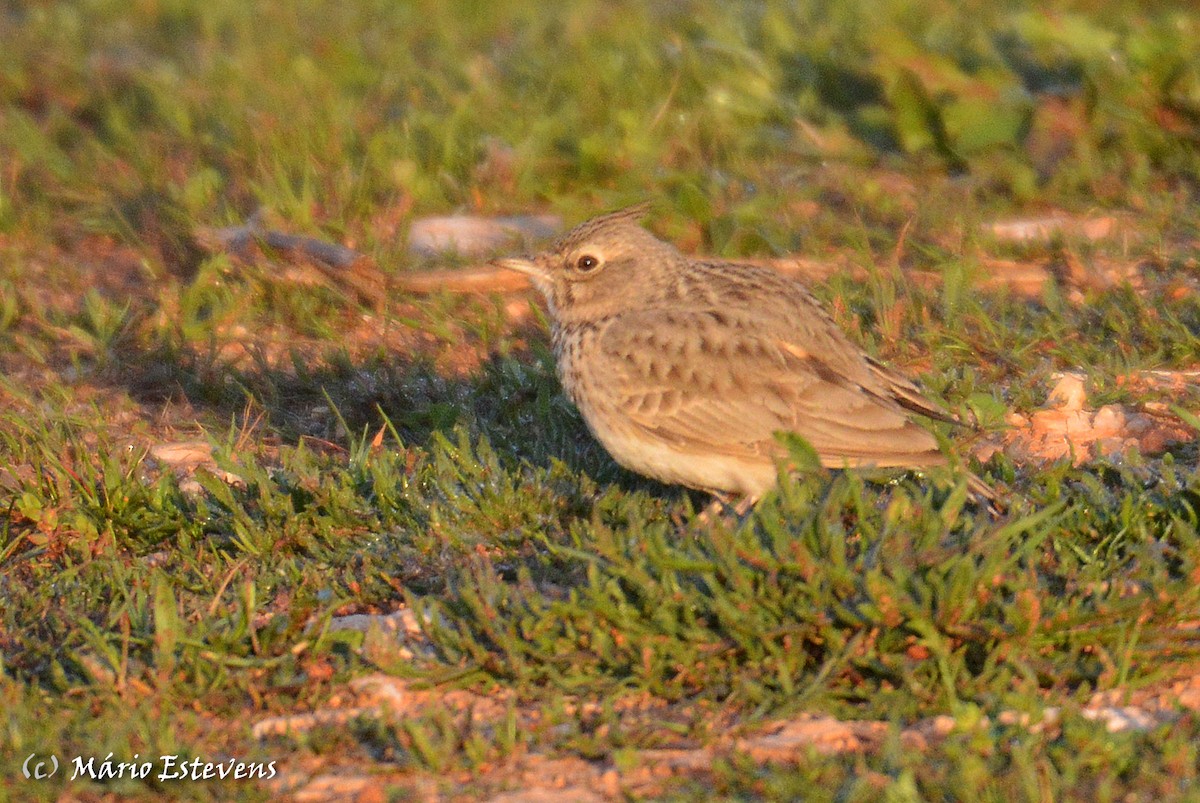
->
[575,254,600,272]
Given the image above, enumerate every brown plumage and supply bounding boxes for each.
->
[496,205,985,506]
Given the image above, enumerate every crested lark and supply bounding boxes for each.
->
[496,205,984,510]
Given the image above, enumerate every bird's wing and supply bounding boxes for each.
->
[689,262,964,428]
[864,356,962,426]
[592,309,945,467]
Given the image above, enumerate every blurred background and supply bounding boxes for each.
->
[4,0,1198,266]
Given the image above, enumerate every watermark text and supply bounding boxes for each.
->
[21,752,276,782]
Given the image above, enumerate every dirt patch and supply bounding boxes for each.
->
[979,372,1197,465]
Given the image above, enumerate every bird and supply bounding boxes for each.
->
[494,204,990,514]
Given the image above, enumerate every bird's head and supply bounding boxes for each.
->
[494,204,681,323]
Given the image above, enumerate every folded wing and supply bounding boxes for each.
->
[593,308,947,468]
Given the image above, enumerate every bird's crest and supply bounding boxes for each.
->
[553,202,652,253]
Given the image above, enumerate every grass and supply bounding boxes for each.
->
[3,0,1200,799]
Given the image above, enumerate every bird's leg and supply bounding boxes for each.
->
[732,494,760,517]
[696,494,729,524]
[695,492,759,524]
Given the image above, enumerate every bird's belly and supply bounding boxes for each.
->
[579,407,778,497]
[555,324,777,496]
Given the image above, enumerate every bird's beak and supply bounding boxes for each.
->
[492,256,543,278]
